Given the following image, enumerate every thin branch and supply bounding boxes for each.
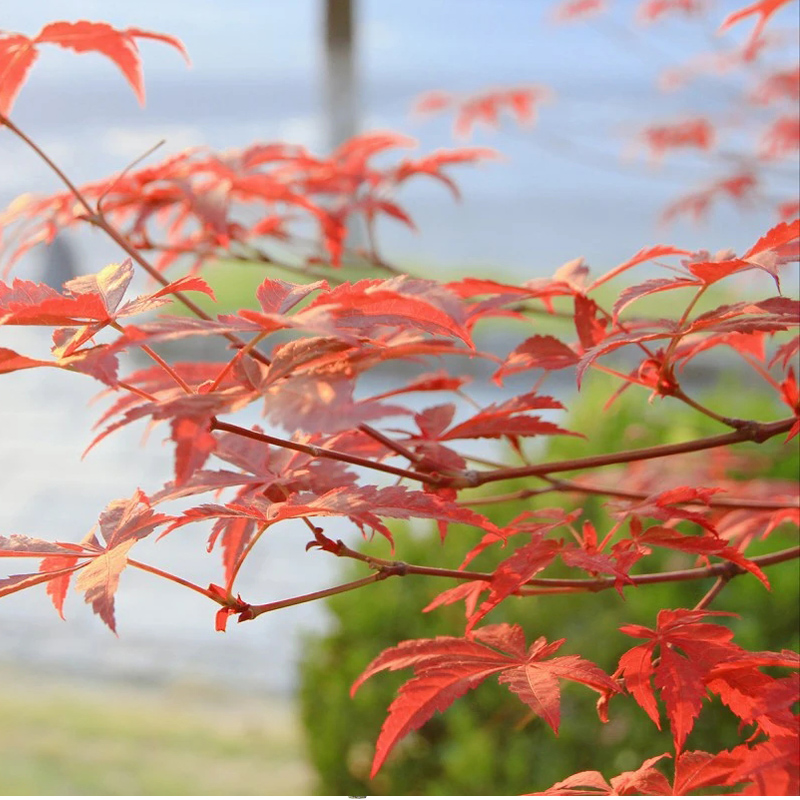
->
[210,418,444,486]
[327,540,799,596]
[694,574,732,610]
[471,417,796,487]
[0,113,272,367]
[464,477,798,512]
[127,558,219,602]
[358,422,423,463]
[97,138,165,211]
[515,546,800,594]
[246,573,385,618]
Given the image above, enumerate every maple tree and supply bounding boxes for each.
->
[0,4,798,794]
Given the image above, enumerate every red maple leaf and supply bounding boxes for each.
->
[728,736,800,795]
[0,492,169,630]
[169,485,503,551]
[638,0,710,23]
[352,624,619,778]
[438,392,577,442]
[0,261,214,357]
[531,748,747,795]
[466,535,561,631]
[0,20,188,114]
[642,118,715,160]
[617,609,746,750]
[550,0,607,23]
[74,491,173,632]
[589,244,693,292]
[495,335,580,381]
[719,0,798,57]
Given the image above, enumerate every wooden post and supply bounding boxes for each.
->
[323,0,358,152]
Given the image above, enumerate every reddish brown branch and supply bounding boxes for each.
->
[246,573,385,619]
[0,113,271,367]
[465,477,798,512]
[211,418,443,486]
[471,417,796,487]
[127,558,220,602]
[324,540,799,596]
[358,422,424,464]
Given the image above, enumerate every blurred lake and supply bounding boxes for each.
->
[0,0,796,693]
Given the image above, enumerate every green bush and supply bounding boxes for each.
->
[298,376,799,795]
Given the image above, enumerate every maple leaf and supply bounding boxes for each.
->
[559,521,639,592]
[0,493,164,630]
[642,118,715,160]
[638,0,710,23]
[608,753,673,795]
[392,147,498,200]
[169,485,503,550]
[0,20,188,115]
[530,753,678,796]
[370,371,470,401]
[0,535,91,610]
[307,276,474,346]
[574,294,607,351]
[589,244,693,292]
[352,624,619,778]
[636,525,771,587]
[527,769,612,795]
[75,491,172,632]
[422,579,492,618]
[703,650,800,738]
[494,335,580,382]
[440,86,552,138]
[171,416,218,486]
[0,347,51,374]
[466,535,561,632]
[719,0,797,56]
[669,748,743,794]
[612,276,701,321]
[40,553,83,620]
[206,517,256,587]
[550,0,607,23]
[34,21,189,104]
[0,261,214,358]
[438,393,577,443]
[0,33,38,115]
[728,736,800,795]
[75,539,137,634]
[617,609,745,750]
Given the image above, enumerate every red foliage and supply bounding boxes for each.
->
[0,20,189,114]
[0,2,797,794]
[351,624,619,778]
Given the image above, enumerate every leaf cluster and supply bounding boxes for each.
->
[0,4,797,793]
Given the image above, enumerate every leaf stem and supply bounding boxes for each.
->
[208,330,269,393]
[246,573,384,618]
[127,558,220,602]
[693,574,731,610]
[358,422,422,463]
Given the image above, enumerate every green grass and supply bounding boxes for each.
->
[0,666,311,795]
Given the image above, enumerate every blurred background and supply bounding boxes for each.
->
[0,0,797,793]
